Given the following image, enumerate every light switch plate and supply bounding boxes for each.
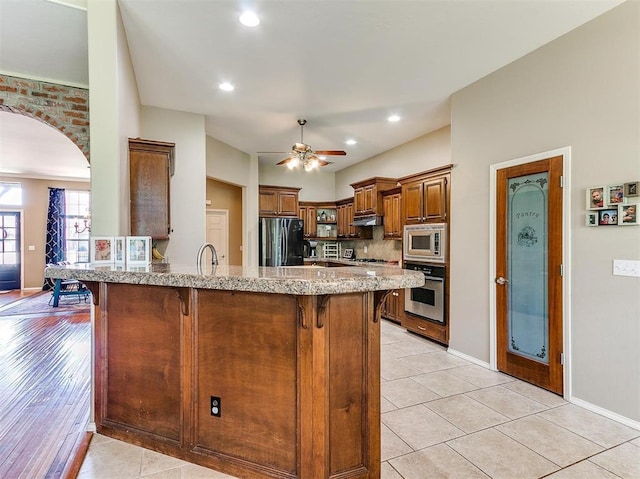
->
[613,260,640,277]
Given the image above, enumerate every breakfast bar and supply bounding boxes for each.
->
[45,263,423,479]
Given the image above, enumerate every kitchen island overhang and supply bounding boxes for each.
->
[45,264,423,479]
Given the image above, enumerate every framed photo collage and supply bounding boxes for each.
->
[586,182,638,227]
[89,236,152,265]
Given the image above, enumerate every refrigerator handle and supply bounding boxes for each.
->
[282,219,289,264]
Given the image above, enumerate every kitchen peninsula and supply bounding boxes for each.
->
[45,263,423,479]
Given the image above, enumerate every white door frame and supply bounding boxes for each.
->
[488,146,572,400]
[206,209,229,265]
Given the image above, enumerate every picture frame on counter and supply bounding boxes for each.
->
[598,209,618,225]
[619,204,638,225]
[586,213,598,227]
[126,236,152,265]
[113,236,126,264]
[606,184,625,206]
[586,186,605,210]
[90,236,114,264]
[624,181,638,197]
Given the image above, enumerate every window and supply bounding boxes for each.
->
[65,190,91,263]
[0,182,22,206]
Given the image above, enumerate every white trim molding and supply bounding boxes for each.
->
[570,396,640,431]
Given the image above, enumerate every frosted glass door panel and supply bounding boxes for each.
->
[507,173,549,364]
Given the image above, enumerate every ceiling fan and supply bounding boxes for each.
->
[260,119,346,171]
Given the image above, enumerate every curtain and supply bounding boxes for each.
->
[43,187,66,290]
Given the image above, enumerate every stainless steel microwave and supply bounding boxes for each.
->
[403,223,446,263]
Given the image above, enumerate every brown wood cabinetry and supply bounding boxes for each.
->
[259,185,300,217]
[350,177,398,217]
[381,289,404,323]
[400,166,451,225]
[129,138,174,239]
[382,187,402,239]
[93,283,382,479]
[298,203,317,238]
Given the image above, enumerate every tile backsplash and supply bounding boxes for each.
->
[316,226,402,262]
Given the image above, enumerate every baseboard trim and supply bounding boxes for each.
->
[570,396,640,431]
[447,348,492,370]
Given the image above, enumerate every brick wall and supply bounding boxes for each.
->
[0,74,90,162]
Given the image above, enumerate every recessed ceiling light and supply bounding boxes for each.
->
[239,11,260,27]
[218,82,235,92]
[387,114,401,122]
[345,139,357,146]
[318,156,327,160]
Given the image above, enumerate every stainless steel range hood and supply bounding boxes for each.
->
[352,215,383,227]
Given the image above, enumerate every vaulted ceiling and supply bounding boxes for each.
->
[0,0,625,179]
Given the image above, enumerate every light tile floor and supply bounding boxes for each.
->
[78,320,640,479]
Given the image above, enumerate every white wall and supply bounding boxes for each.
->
[260,165,336,202]
[450,1,640,422]
[206,135,259,266]
[335,126,451,198]
[142,106,206,265]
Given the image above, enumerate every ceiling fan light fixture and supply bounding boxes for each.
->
[239,11,260,27]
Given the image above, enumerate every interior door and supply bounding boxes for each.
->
[206,210,229,266]
[0,212,21,291]
[496,156,563,394]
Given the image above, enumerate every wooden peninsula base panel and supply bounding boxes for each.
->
[93,283,382,479]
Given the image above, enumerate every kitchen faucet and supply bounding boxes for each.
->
[197,242,218,274]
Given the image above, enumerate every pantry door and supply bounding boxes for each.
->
[496,155,563,394]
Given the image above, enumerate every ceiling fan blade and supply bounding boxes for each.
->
[276,157,293,166]
[314,150,346,156]
[317,159,332,166]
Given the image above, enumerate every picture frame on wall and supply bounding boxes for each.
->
[598,209,618,225]
[586,186,605,209]
[586,213,598,227]
[113,236,126,264]
[606,184,625,206]
[90,236,114,264]
[624,181,638,197]
[618,204,638,225]
[126,236,152,265]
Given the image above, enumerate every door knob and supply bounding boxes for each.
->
[495,276,509,285]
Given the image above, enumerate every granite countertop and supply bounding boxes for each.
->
[44,263,424,295]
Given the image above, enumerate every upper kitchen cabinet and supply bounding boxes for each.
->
[382,187,402,239]
[259,186,301,217]
[298,203,317,238]
[399,166,452,225]
[350,177,398,217]
[129,138,175,240]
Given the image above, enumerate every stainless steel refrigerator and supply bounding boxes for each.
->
[259,217,304,266]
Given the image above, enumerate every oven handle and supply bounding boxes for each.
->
[422,276,444,282]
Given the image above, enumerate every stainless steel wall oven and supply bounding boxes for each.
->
[404,262,446,324]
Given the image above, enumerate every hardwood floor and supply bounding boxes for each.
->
[0,291,91,479]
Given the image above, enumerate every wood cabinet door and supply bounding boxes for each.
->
[337,204,347,238]
[363,185,376,214]
[129,139,172,239]
[353,188,365,215]
[346,202,357,237]
[278,191,299,217]
[383,193,401,238]
[402,182,424,224]
[305,206,317,237]
[424,177,446,221]
[383,196,394,238]
[259,189,278,216]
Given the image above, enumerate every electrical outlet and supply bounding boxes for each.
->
[210,396,221,417]
[364,246,368,254]
[613,259,640,277]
